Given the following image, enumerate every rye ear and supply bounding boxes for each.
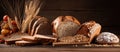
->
[21,0,42,33]
[14,16,21,30]
[7,17,14,30]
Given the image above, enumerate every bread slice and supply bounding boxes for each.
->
[34,34,57,42]
[28,16,39,34]
[20,34,56,45]
[34,22,52,36]
[15,40,38,46]
[21,36,37,42]
[34,34,57,45]
[89,23,101,43]
[30,16,50,36]
[4,32,30,45]
[30,18,42,36]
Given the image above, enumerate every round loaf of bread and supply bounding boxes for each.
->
[57,21,80,38]
[96,32,119,44]
[52,16,80,38]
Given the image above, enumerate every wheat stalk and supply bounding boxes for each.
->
[0,0,43,33]
[21,0,43,33]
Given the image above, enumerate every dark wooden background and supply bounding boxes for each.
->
[0,0,120,51]
[0,0,120,34]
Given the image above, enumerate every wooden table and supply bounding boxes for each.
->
[0,48,120,52]
[0,44,120,52]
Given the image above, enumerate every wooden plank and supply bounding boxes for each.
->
[42,0,120,10]
[39,10,120,27]
[0,0,120,27]
[0,48,120,52]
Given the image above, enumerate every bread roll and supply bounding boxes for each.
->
[96,32,119,44]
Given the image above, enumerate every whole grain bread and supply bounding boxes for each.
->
[52,16,80,38]
[77,21,101,43]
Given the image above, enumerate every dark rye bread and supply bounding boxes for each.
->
[29,16,52,36]
[28,16,39,34]
[15,16,53,46]
[30,17,48,35]
[34,21,52,36]
[4,32,30,45]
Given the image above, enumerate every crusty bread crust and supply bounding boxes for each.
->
[77,21,101,43]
